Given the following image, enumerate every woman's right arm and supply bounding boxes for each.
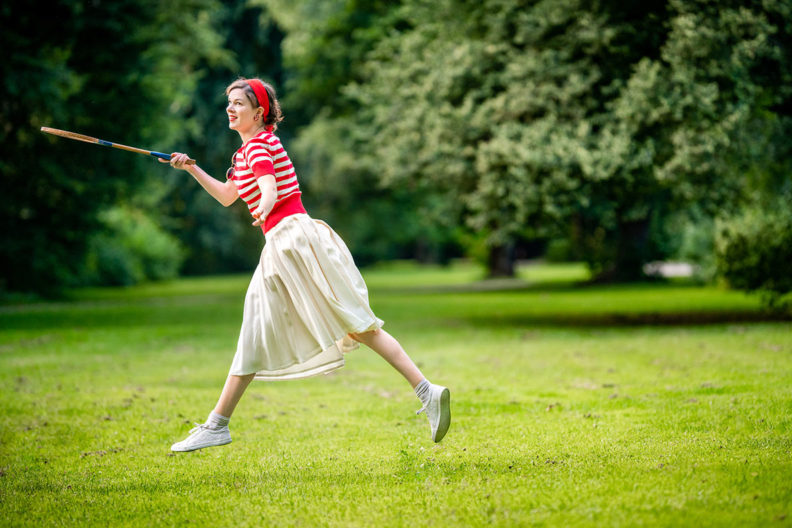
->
[163,153,238,207]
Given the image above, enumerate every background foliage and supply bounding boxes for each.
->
[0,0,230,293]
[1,0,790,298]
[715,196,792,308]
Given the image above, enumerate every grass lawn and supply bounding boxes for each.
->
[1,261,790,527]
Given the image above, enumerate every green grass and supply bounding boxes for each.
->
[1,261,790,527]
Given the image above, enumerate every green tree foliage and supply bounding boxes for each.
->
[159,0,286,275]
[84,206,185,286]
[588,0,792,279]
[260,0,461,266]
[715,197,792,309]
[0,0,230,294]
[259,0,396,122]
[345,0,672,276]
[6,0,790,291]
[342,0,791,278]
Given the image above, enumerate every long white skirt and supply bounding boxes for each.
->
[229,214,383,381]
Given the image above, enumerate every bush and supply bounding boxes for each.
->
[83,207,185,286]
[715,204,792,307]
[544,238,576,263]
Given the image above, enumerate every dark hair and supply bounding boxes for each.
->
[225,78,283,131]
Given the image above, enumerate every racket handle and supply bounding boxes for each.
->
[151,151,197,165]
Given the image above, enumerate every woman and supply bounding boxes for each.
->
[165,78,450,452]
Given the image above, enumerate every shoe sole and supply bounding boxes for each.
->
[433,388,451,443]
[171,438,232,452]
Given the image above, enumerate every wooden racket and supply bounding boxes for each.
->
[40,127,196,165]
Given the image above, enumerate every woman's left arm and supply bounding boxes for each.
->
[251,174,277,226]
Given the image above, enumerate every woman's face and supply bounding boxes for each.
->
[227,88,261,133]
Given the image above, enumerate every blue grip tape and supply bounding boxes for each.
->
[150,151,171,161]
[98,140,113,147]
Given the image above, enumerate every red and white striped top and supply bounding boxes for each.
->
[229,130,306,233]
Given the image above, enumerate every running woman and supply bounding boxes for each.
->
[165,78,450,452]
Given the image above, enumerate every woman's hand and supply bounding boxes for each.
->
[160,156,239,206]
[251,204,266,226]
[251,175,277,226]
[158,152,193,171]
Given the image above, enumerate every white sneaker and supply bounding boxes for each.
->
[171,423,231,452]
[416,384,451,443]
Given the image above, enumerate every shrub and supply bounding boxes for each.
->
[544,238,576,263]
[715,203,792,308]
[83,206,185,286]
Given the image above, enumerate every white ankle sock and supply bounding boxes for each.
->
[414,379,431,403]
[206,411,230,429]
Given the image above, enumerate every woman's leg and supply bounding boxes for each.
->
[171,372,254,452]
[349,329,425,388]
[351,328,450,443]
[213,373,256,418]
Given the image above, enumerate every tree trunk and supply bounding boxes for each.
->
[594,218,651,282]
[486,242,516,278]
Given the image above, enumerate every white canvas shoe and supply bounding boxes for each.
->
[171,423,231,452]
[416,384,451,443]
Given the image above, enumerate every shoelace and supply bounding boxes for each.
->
[416,396,433,415]
[189,423,210,435]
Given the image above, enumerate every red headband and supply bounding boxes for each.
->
[245,79,270,120]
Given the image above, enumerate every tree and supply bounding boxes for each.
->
[348,0,671,276]
[348,0,791,279]
[0,0,231,293]
[582,0,792,279]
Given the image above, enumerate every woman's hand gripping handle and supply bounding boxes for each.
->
[158,152,194,170]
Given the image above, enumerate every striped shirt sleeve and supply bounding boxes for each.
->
[243,138,275,178]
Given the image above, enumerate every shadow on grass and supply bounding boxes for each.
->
[459,310,792,329]
[382,277,697,295]
[377,277,792,327]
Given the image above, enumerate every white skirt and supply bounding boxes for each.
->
[229,214,383,381]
